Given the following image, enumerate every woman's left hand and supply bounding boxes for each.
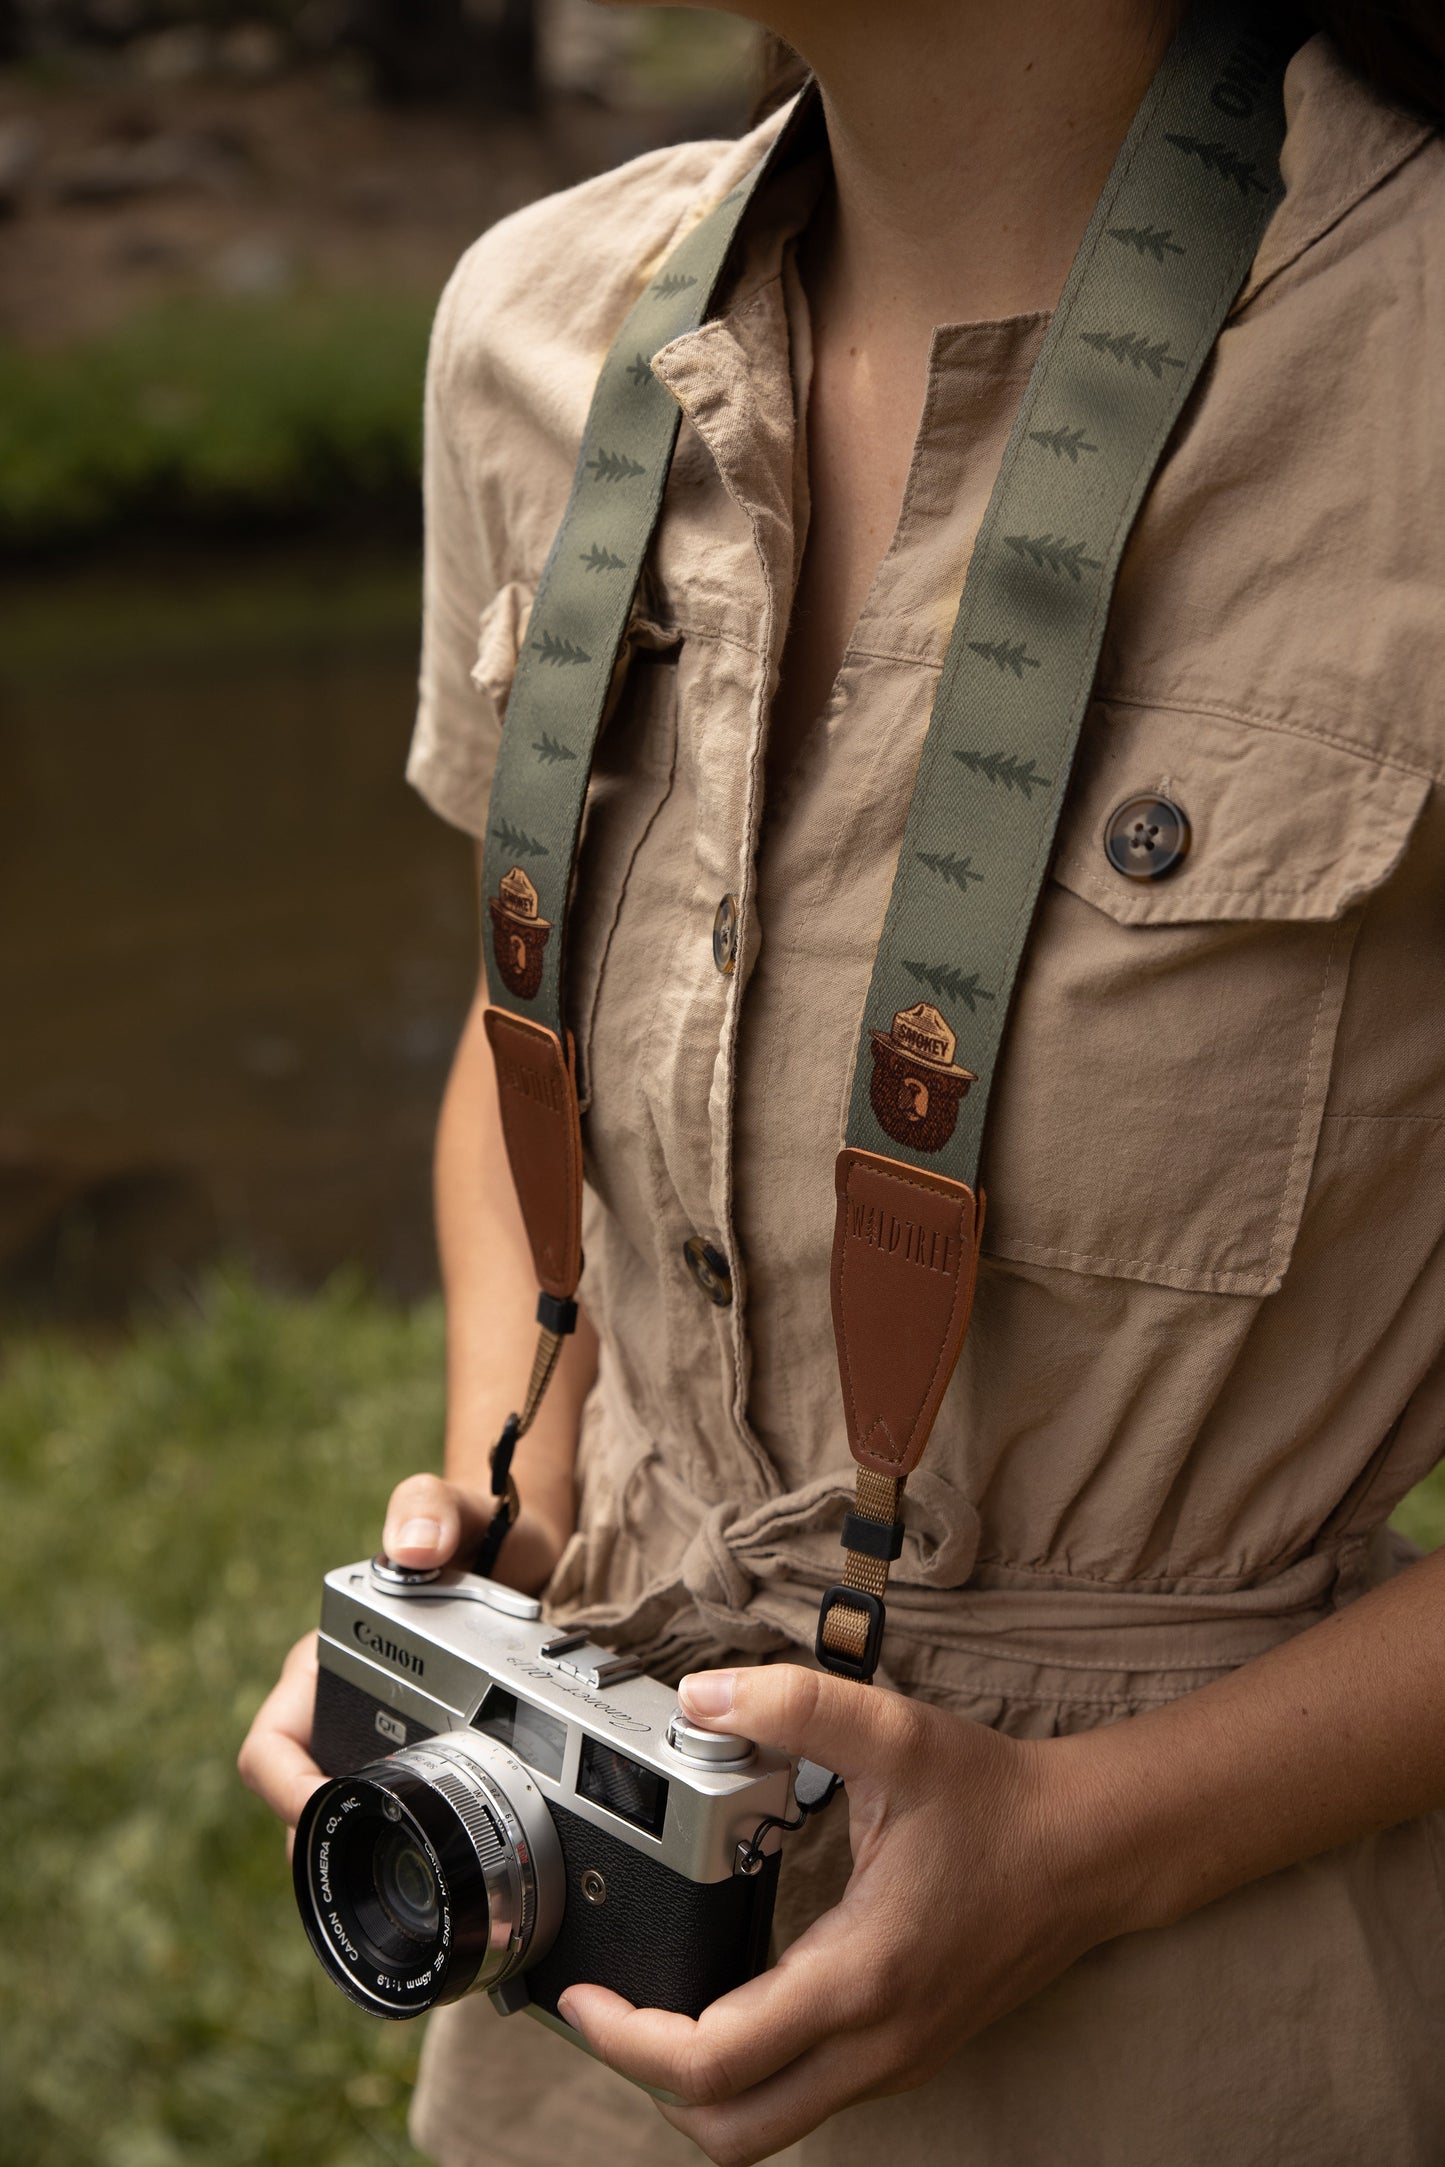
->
[557,1663,1129,2166]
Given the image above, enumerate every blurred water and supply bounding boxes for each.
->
[1,547,475,1313]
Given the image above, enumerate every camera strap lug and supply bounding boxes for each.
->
[736,1756,843,1875]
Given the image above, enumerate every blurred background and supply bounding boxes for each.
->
[0,6,763,2161]
[4,9,1443,2164]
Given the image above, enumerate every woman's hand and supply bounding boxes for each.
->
[237,1627,324,1843]
[237,1474,569,1838]
[557,1664,1127,2167]
[381,1470,568,1597]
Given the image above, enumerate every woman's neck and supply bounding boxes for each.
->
[772,0,1183,328]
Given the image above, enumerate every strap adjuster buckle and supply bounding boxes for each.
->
[814,1586,886,1683]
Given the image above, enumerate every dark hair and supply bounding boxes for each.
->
[1305,2,1445,124]
[753,7,1445,129]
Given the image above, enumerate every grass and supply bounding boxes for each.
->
[1,1271,445,2166]
[0,293,432,557]
[3,1271,1442,2163]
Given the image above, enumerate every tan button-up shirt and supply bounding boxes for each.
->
[409,37,1444,1726]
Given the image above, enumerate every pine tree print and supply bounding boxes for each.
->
[954,748,1053,798]
[626,353,653,389]
[1004,533,1102,581]
[1028,425,1099,462]
[968,638,1041,678]
[532,734,577,764]
[916,849,985,891]
[531,631,592,667]
[1165,133,1270,195]
[580,542,626,573]
[587,449,647,483]
[491,818,549,859]
[1108,224,1186,261]
[903,960,995,1012]
[652,272,699,299]
[1080,329,1185,376]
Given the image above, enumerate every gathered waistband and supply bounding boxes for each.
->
[552,1476,1406,1722]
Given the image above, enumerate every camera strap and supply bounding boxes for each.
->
[475,4,1288,1649]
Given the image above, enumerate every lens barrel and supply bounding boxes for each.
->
[294,1733,563,2018]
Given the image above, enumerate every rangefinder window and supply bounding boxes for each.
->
[469,1688,567,1781]
[577,1736,669,1836]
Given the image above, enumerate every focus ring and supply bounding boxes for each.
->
[430,1770,506,1879]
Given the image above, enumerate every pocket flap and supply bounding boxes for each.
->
[1052,702,1430,924]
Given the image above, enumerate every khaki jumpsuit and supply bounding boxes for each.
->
[404,37,1445,2167]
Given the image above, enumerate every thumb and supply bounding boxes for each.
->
[676,1662,912,1787]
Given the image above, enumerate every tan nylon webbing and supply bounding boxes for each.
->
[820,1469,904,1662]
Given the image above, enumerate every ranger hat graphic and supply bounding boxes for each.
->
[868,1001,977,1152]
[488,865,552,1001]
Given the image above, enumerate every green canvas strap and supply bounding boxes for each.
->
[843,3,1286,1192]
[820,4,1287,1678]
[480,97,817,1029]
[472,6,1288,1670]
[470,96,817,1569]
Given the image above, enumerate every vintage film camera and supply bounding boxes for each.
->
[292,1556,797,2043]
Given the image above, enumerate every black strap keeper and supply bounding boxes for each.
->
[536,1290,579,1335]
[814,1586,887,1685]
[840,1511,905,1562]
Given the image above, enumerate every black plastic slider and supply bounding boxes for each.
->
[840,1511,905,1562]
[536,1291,579,1335]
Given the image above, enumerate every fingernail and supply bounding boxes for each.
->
[394,1517,441,1554]
[679,1670,736,1719]
[557,1994,578,2029]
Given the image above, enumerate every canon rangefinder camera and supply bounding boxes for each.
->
[292,1555,794,2039]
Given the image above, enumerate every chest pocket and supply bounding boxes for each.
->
[980,700,1430,1297]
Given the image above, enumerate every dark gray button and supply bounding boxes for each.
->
[683,1235,733,1307]
[712,893,739,976]
[1104,794,1191,880]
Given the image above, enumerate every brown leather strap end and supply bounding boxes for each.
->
[483,1008,584,1300]
[830,1147,982,1479]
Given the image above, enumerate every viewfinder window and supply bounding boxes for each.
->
[577,1737,669,1836]
[470,1689,566,1781]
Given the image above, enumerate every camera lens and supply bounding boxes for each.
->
[368,1826,441,1946]
[294,1734,564,2019]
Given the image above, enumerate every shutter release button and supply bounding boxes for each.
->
[1104,794,1190,880]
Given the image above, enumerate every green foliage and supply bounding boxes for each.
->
[0,292,432,557]
[0,1269,446,2164]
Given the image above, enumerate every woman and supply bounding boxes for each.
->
[240,2,1445,2161]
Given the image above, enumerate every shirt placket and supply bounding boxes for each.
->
[650,281,806,1498]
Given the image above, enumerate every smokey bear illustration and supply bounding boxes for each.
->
[867,1002,977,1152]
[488,866,552,1000]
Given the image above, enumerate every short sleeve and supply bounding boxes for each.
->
[406,262,514,840]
